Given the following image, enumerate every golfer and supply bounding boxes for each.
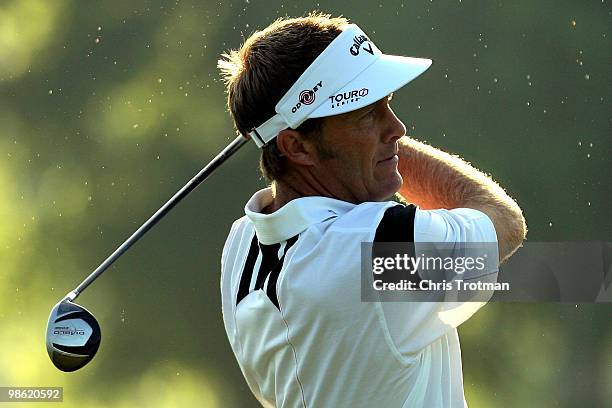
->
[219,13,526,407]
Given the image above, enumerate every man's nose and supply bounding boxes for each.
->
[382,107,406,143]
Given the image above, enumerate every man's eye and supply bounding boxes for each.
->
[362,108,376,119]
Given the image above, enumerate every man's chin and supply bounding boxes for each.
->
[373,173,403,202]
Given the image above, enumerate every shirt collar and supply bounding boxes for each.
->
[245,188,356,245]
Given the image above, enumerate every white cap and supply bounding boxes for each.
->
[249,24,432,148]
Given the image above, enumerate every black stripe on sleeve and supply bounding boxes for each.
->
[236,234,260,306]
[267,235,299,310]
[373,204,420,284]
[374,204,417,243]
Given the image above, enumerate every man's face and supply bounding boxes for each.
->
[311,94,406,203]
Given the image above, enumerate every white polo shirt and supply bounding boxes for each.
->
[220,188,498,408]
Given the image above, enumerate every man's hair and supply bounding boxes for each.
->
[218,12,349,181]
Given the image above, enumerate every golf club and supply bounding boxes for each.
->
[46,135,249,372]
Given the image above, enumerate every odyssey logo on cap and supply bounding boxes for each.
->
[248,24,432,148]
[299,90,315,105]
[349,35,374,56]
[291,80,323,113]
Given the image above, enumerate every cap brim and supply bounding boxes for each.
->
[309,54,432,118]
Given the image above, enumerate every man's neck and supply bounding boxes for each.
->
[264,181,306,214]
[265,171,363,213]
[265,171,342,213]
[265,176,407,214]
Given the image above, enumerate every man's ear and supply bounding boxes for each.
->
[276,129,317,166]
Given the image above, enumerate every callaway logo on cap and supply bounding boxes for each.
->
[249,24,432,148]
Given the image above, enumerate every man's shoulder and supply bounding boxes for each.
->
[222,215,254,257]
[229,214,251,232]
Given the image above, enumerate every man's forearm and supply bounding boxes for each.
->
[397,136,527,262]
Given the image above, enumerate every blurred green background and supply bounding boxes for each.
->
[1,0,610,406]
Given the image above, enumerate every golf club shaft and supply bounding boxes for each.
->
[63,135,250,302]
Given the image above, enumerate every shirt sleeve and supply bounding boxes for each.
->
[413,207,498,244]
[378,207,499,356]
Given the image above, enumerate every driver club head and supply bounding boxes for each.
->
[46,300,101,372]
